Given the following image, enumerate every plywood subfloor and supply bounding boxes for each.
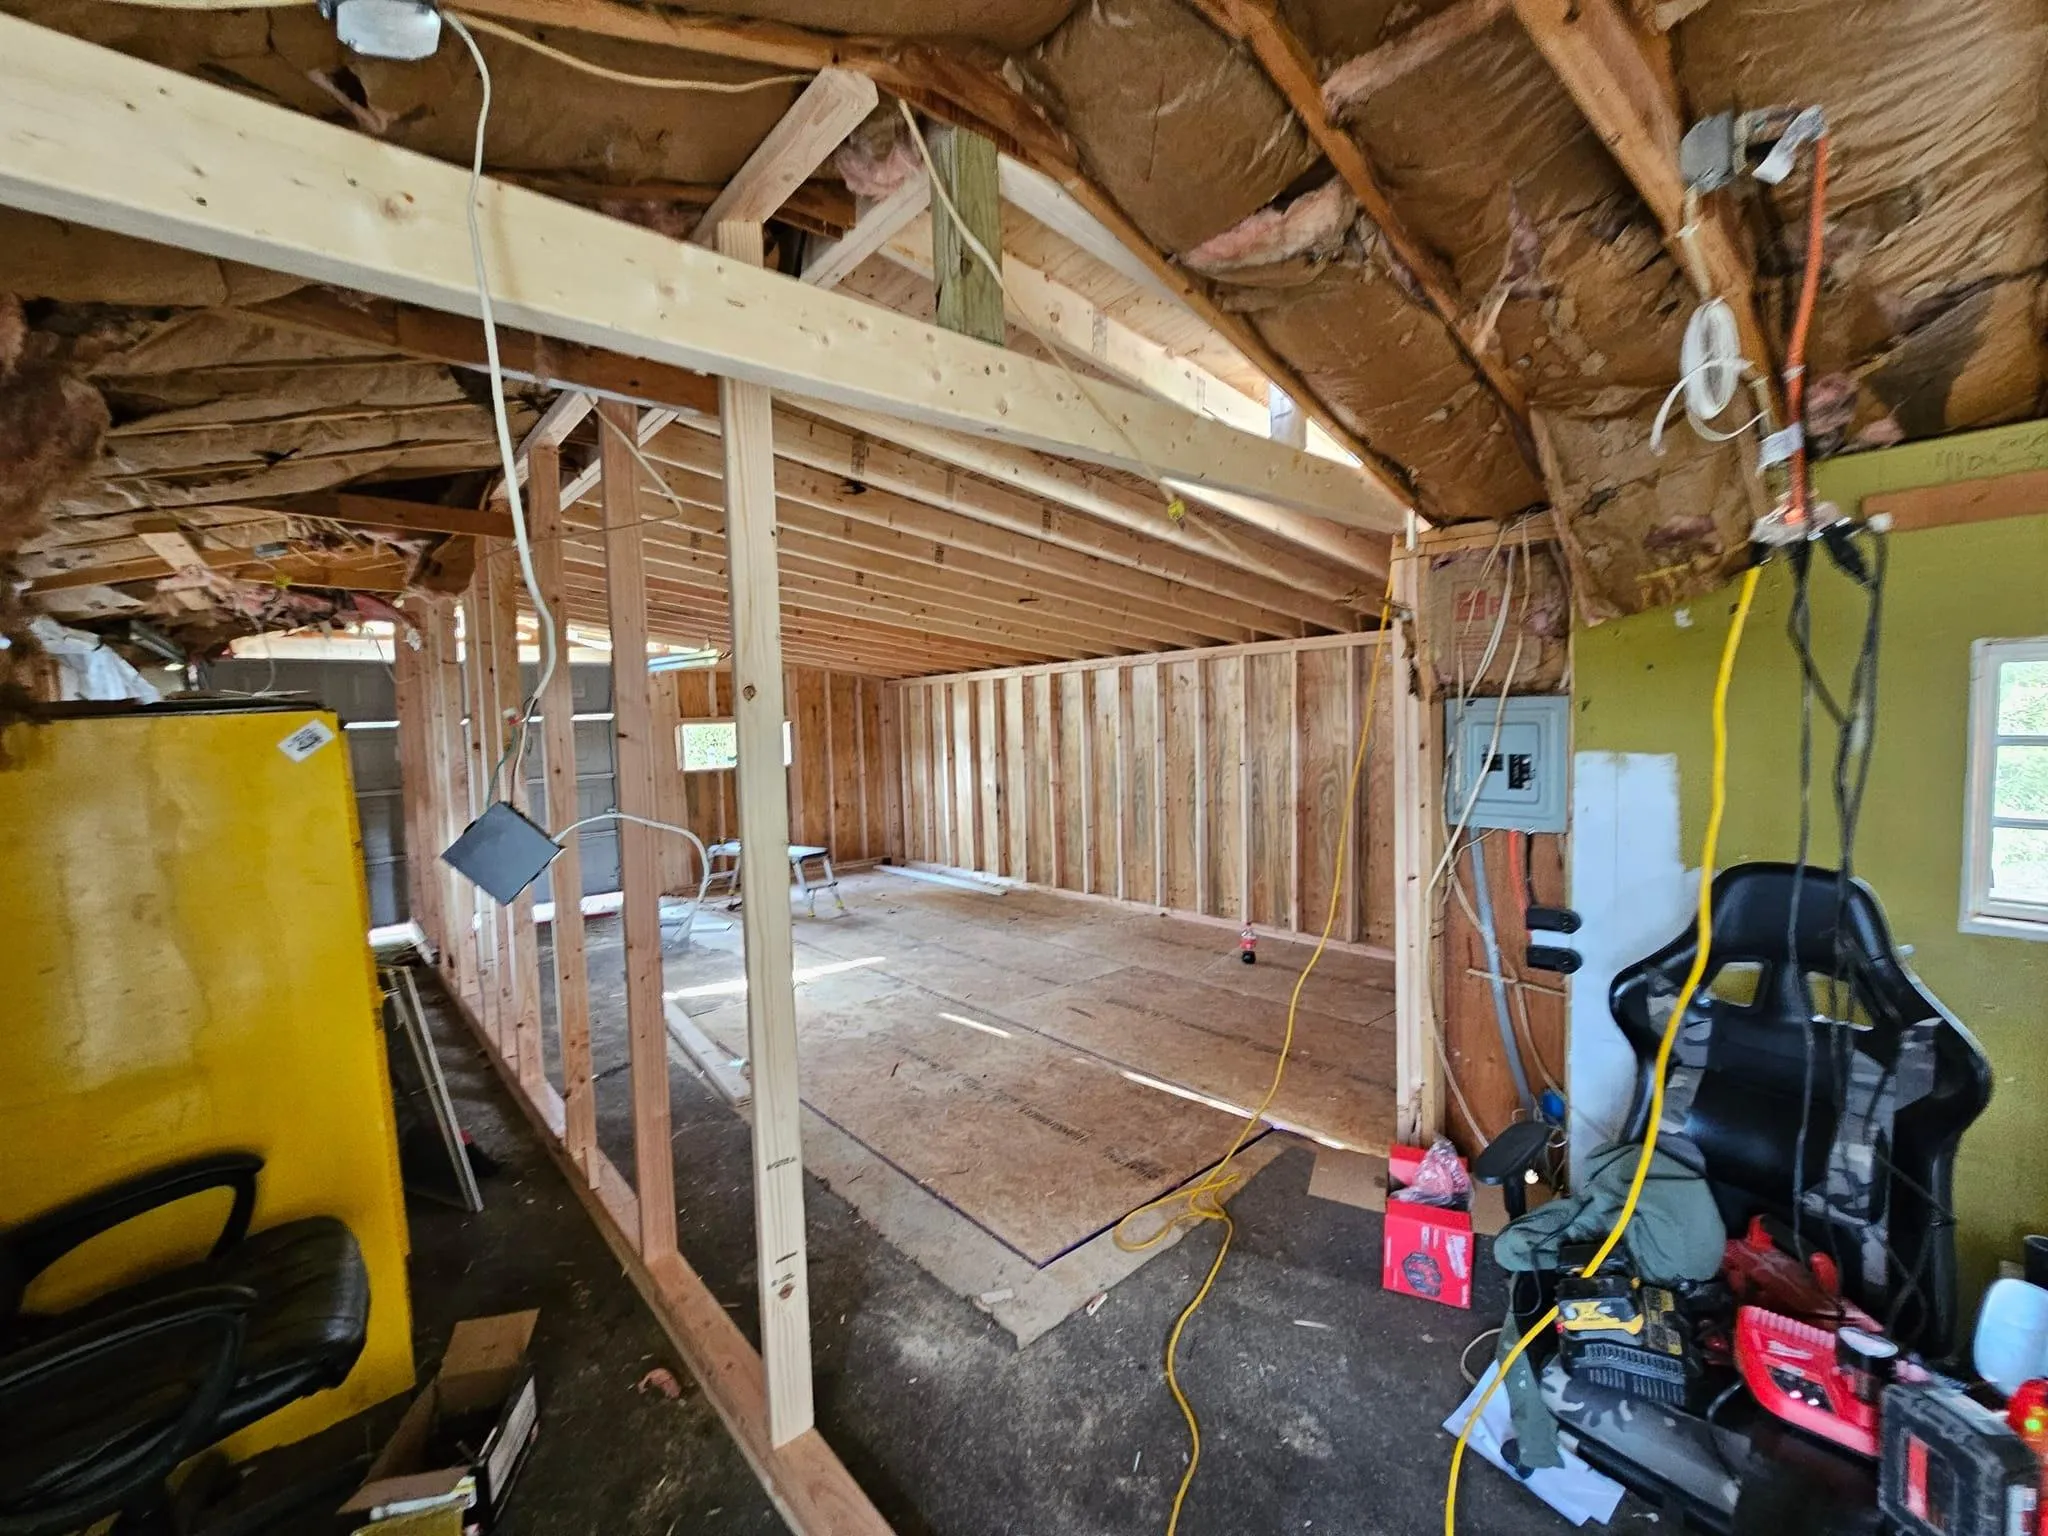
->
[665,871,1395,1269]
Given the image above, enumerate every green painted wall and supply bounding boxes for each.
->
[1575,420,2048,1302]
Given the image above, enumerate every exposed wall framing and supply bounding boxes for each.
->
[892,634,1396,951]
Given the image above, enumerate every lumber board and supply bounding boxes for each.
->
[0,15,1393,528]
[714,220,815,1450]
[690,70,876,241]
[600,400,682,1261]
[529,445,598,1172]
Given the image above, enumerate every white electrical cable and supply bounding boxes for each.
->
[447,12,557,800]
[555,810,704,841]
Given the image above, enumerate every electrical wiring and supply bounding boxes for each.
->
[445,12,558,808]
[445,11,810,93]
[1444,562,1762,1536]
[1445,858,1565,1100]
[1112,597,1391,1536]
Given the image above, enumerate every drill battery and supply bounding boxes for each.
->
[1555,1271,1698,1407]
[1880,1383,2041,1536]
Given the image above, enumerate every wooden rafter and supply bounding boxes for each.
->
[689,69,877,240]
[803,176,931,290]
[1181,0,1535,456]
[0,18,1385,527]
[443,0,1400,481]
[1508,0,1778,394]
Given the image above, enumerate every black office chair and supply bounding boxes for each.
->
[1489,864,1992,1530]
[0,1154,372,1535]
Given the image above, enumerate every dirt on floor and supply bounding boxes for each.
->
[379,941,1654,1536]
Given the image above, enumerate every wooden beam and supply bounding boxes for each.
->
[447,0,1385,471]
[702,412,1356,629]
[1508,0,1776,387]
[806,406,1385,599]
[529,443,598,1175]
[598,399,681,1262]
[926,123,1005,347]
[713,220,815,1449]
[488,540,547,1091]
[1182,0,1534,449]
[28,547,412,595]
[1389,545,1443,1144]
[247,289,721,417]
[1863,468,2048,535]
[0,19,1387,527]
[295,490,518,540]
[690,69,877,241]
[802,176,930,290]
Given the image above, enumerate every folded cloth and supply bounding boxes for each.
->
[1493,1135,1723,1467]
[1444,1363,1626,1527]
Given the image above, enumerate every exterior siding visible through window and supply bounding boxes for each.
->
[1961,636,2048,940]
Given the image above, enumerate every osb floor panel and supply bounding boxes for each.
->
[667,871,1396,1267]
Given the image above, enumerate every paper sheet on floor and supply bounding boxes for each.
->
[1442,1365,1626,1527]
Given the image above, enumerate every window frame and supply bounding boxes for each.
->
[1960,635,2048,941]
[675,717,793,773]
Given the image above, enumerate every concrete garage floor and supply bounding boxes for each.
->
[406,951,1658,1536]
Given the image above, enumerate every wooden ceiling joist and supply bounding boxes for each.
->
[440,0,1398,476]
[579,458,1217,654]
[0,18,1389,528]
[714,411,1362,629]
[1508,0,1778,389]
[803,176,932,290]
[689,68,877,241]
[1182,0,1534,452]
[643,435,1280,644]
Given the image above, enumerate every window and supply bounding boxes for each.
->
[1962,637,2048,939]
[676,718,792,773]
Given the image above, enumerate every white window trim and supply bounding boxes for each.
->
[1960,635,2048,941]
[675,717,793,773]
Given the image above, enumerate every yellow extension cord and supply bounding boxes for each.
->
[1442,562,1762,1536]
[1113,599,1393,1536]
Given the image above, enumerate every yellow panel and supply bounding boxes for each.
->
[0,709,414,1456]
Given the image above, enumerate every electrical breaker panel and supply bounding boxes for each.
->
[1442,695,1569,833]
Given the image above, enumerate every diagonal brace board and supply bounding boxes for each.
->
[0,14,1398,531]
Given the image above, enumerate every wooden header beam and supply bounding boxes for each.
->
[0,16,1391,529]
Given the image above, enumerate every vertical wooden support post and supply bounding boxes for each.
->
[714,220,816,1449]
[1042,674,1062,890]
[468,562,507,1053]
[926,122,1005,347]
[531,444,597,1174]
[599,399,682,1262]
[976,679,1001,876]
[852,676,870,858]
[1152,662,1167,910]
[393,623,441,946]
[1110,667,1127,901]
[1237,658,1253,925]
[489,548,544,1089]
[1344,642,1363,945]
[950,682,976,870]
[1288,647,1303,935]
[1193,659,1210,917]
[1077,675,1094,895]
[822,670,839,854]
[785,665,806,845]
[879,680,904,862]
[1390,547,1444,1143]
[1003,678,1028,880]
[424,596,479,1006]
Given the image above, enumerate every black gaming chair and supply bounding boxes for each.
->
[0,1153,372,1535]
[1491,863,1992,1530]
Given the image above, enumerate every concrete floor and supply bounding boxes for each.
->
[397,953,1656,1536]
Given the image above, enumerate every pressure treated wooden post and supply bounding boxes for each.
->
[600,399,681,1262]
[927,122,1005,347]
[716,219,816,1449]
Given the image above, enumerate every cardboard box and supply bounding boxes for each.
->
[341,1311,541,1534]
[1382,1146,1475,1309]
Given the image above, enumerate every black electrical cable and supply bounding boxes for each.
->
[1787,542,1819,1261]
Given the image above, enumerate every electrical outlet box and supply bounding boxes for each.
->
[1443,695,1569,833]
